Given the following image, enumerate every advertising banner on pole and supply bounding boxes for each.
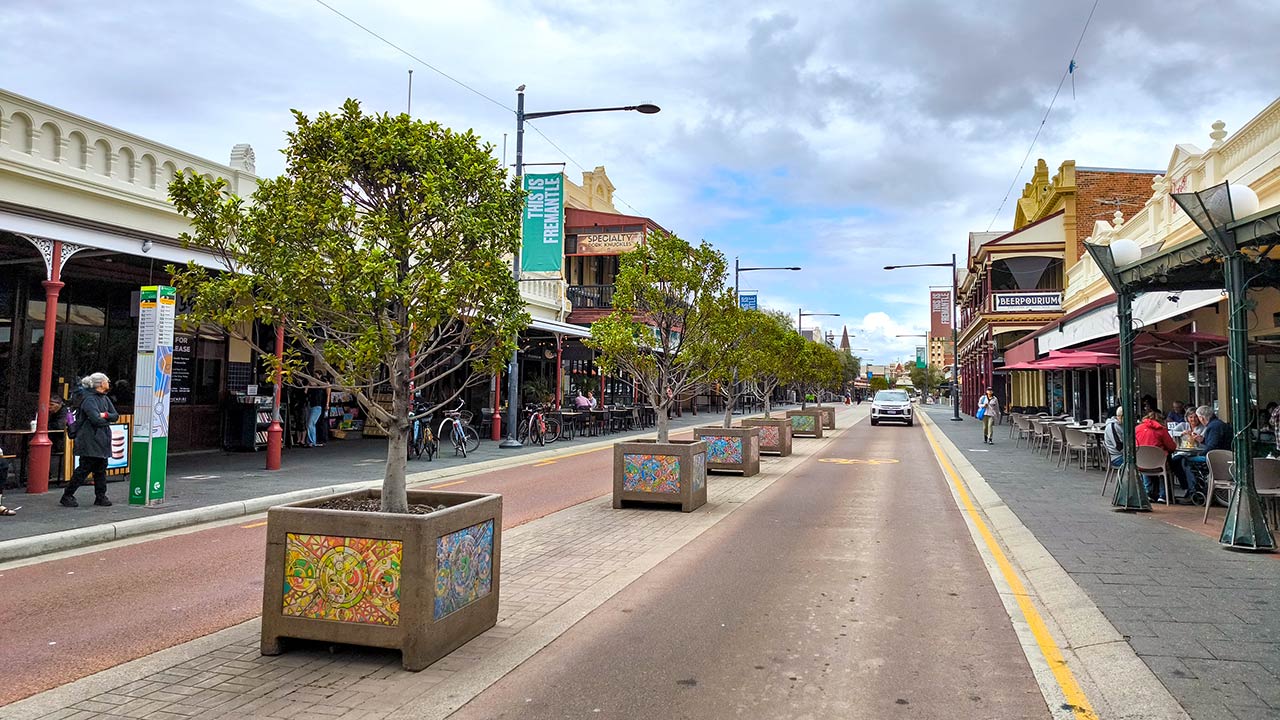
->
[916,346,927,369]
[521,173,564,272]
[929,289,952,334]
[738,293,758,311]
[129,285,175,506]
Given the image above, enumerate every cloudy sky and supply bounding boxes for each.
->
[3,0,1277,363]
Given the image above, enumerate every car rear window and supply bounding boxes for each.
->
[875,391,909,402]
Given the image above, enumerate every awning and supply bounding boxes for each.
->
[1036,288,1223,354]
[529,318,592,339]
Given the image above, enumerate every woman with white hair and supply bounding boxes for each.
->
[61,373,119,507]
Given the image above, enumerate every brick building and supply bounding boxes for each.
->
[956,160,1161,415]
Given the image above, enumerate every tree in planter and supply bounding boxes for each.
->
[839,348,861,397]
[586,231,731,443]
[909,363,948,401]
[694,304,767,428]
[168,100,528,513]
[869,376,891,392]
[738,310,805,419]
[797,341,842,409]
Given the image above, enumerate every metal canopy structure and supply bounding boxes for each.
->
[1089,185,1279,550]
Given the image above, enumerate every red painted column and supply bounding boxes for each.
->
[27,242,64,494]
[266,322,284,470]
[554,338,563,409]
[490,373,502,440]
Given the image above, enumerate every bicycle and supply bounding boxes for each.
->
[518,404,561,447]
[408,401,436,462]
[437,399,481,457]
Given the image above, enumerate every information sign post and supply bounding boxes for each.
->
[129,285,176,506]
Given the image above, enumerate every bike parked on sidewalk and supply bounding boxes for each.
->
[437,399,481,457]
[408,400,437,462]
[518,404,561,447]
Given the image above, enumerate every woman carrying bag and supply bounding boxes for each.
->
[977,387,1001,445]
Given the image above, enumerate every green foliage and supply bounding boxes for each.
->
[168,99,528,511]
[796,341,843,402]
[586,231,731,441]
[909,363,948,395]
[740,311,806,416]
[869,376,890,392]
[839,349,861,387]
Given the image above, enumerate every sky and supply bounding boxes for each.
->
[3,0,1278,364]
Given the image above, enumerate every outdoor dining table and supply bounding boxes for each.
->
[1080,427,1107,469]
[588,409,611,436]
[555,411,584,440]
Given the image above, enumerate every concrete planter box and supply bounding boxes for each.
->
[740,417,792,456]
[816,405,836,429]
[694,426,761,476]
[613,439,708,512]
[786,409,825,438]
[261,488,502,671]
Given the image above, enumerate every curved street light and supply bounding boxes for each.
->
[500,89,661,449]
[884,254,962,422]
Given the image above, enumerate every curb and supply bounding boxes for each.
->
[0,407,821,564]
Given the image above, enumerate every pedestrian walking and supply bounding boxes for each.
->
[978,387,1000,444]
[61,373,119,507]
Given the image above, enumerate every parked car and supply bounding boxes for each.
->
[870,389,914,426]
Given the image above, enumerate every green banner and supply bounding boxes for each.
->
[130,285,175,506]
[521,173,564,273]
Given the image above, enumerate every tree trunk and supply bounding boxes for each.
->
[721,389,734,428]
[764,391,772,418]
[653,389,671,443]
[381,344,411,513]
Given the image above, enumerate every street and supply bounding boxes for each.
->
[453,412,1048,718]
[0,439,626,706]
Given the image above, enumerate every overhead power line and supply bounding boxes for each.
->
[985,0,1101,231]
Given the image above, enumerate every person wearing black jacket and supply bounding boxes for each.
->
[61,373,120,507]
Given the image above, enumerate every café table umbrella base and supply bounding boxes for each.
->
[1111,462,1151,512]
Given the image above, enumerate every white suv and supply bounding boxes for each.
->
[870,389,914,426]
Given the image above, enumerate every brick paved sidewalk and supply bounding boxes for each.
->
[0,408,861,720]
[927,407,1280,720]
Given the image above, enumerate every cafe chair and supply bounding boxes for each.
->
[1012,416,1033,448]
[1253,458,1280,531]
[1135,446,1173,505]
[1203,449,1235,524]
[1062,427,1091,471]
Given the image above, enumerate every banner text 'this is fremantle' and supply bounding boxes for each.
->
[525,176,563,244]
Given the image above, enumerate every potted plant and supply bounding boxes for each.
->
[169,100,528,670]
[588,231,730,511]
[741,311,804,456]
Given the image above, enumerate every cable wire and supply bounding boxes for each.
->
[985,0,1101,231]
[312,0,512,113]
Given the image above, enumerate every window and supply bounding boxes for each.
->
[989,257,1063,292]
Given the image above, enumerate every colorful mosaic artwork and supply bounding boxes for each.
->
[693,451,706,492]
[701,435,743,464]
[435,520,495,620]
[791,414,817,432]
[622,453,681,493]
[759,425,781,448]
[282,534,402,626]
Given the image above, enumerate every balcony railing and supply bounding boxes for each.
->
[566,284,615,309]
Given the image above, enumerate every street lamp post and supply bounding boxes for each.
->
[797,309,839,336]
[884,254,962,422]
[500,87,660,449]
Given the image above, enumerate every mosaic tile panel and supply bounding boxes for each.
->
[283,534,402,626]
[435,519,495,620]
[700,434,743,464]
[622,453,681,493]
[693,451,706,492]
[759,425,781,448]
[791,414,817,432]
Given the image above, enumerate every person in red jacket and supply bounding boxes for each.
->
[1135,411,1176,502]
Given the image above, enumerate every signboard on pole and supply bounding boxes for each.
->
[129,285,175,506]
[521,173,564,272]
[916,346,926,369]
[738,292,758,311]
[929,289,952,334]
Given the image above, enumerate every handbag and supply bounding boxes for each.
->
[977,407,986,420]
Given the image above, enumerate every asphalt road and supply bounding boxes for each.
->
[452,416,1050,718]
[0,439,630,706]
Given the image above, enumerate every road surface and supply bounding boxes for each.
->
[452,416,1050,718]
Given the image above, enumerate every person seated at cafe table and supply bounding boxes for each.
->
[1136,411,1177,502]
[1169,410,1205,500]
[1166,401,1187,425]
[573,391,592,410]
[1180,405,1232,500]
[1102,406,1125,469]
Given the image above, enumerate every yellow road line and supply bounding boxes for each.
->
[432,480,468,489]
[532,445,609,467]
[240,521,268,529]
[921,418,1097,720]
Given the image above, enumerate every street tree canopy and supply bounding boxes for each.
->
[587,231,731,443]
[168,99,528,513]
[740,310,806,418]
